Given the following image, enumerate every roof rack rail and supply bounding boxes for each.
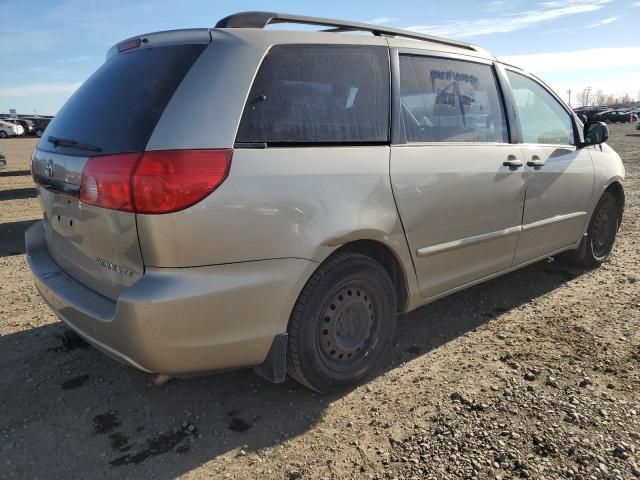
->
[215,11,480,52]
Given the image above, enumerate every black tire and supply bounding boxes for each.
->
[0,131,7,138]
[286,252,397,393]
[36,129,43,137]
[561,191,619,267]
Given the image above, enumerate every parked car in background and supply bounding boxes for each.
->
[0,120,24,138]
[593,110,632,123]
[0,118,36,135]
[27,12,625,393]
[26,117,51,137]
[573,106,608,122]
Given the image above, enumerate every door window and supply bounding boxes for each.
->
[506,71,575,145]
[399,55,508,143]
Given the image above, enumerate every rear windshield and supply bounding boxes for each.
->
[236,45,390,145]
[39,44,206,156]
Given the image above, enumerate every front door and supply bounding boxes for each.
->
[390,53,526,299]
[505,70,595,264]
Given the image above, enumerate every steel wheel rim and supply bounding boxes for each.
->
[591,205,616,259]
[317,283,380,372]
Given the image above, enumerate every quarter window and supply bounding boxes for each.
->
[236,45,390,144]
[399,55,508,143]
[506,71,575,145]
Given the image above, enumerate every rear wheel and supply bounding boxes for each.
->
[35,129,43,137]
[287,252,396,393]
[561,192,619,267]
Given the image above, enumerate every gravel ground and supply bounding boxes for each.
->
[0,125,638,480]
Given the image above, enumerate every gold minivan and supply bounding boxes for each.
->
[27,12,624,392]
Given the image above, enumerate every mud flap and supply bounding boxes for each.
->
[253,333,288,383]
[576,233,588,259]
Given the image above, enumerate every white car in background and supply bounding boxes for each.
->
[0,120,24,138]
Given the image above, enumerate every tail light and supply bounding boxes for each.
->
[80,149,232,214]
[80,153,139,212]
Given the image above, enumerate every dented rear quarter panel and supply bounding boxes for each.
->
[135,148,418,303]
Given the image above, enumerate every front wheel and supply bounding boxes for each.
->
[561,192,619,267]
[0,131,7,138]
[286,252,397,393]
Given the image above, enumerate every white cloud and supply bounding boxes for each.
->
[0,82,81,98]
[499,47,640,72]
[363,16,396,25]
[500,47,640,104]
[56,55,92,63]
[485,1,510,10]
[633,1,640,5]
[586,16,618,27]
[406,0,612,38]
[0,29,60,54]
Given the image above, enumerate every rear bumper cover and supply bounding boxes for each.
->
[26,220,313,374]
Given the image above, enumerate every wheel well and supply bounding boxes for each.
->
[605,182,625,226]
[334,240,408,313]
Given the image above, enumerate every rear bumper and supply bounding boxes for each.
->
[26,221,313,374]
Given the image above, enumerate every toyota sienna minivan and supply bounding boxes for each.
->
[27,12,625,392]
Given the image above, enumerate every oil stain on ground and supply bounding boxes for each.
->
[93,411,121,434]
[110,429,189,467]
[108,432,132,452]
[61,374,90,390]
[228,417,253,433]
[92,412,132,453]
[226,409,253,433]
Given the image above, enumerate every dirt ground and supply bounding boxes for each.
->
[1,126,638,480]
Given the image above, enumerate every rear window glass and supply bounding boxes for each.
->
[236,45,390,145]
[39,44,206,156]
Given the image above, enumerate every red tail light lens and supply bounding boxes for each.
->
[80,153,139,212]
[80,149,232,214]
[133,149,232,214]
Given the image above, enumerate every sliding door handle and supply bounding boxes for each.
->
[527,155,545,168]
[503,156,523,168]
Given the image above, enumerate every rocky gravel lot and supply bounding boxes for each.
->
[0,125,638,479]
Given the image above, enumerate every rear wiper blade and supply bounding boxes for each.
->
[47,136,102,153]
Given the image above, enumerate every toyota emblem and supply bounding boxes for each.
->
[44,159,54,180]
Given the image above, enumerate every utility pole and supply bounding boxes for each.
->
[585,86,592,106]
[567,89,572,107]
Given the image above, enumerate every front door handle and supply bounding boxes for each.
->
[503,155,523,169]
[527,155,545,168]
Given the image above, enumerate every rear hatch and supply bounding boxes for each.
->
[32,37,208,300]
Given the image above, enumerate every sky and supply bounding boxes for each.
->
[1,0,639,115]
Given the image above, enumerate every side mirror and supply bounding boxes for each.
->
[580,121,608,148]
